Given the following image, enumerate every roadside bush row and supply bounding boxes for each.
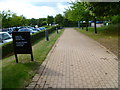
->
[31,26,57,44]
[1,26,60,58]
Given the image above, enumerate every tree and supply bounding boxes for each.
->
[1,10,29,28]
[21,15,29,26]
[28,18,46,27]
[62,18,78,27]
[64,4,84,28]
[47,16,54,26]
[55,14,64,26]
[89,2,120,17]
[87,2,120,33]
[2,10,13,28]
[65,2,120,33]
[64,2,92,31]
[38,18,47,26]
[9,14,24,27]
[29,18,38,26]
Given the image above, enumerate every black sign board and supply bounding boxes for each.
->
[12,32,33,63]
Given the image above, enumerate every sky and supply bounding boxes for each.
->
[0,0,75,19]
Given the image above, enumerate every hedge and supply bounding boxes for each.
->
[1,26,58,59]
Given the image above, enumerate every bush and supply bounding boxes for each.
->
[56,25,60,29]
[111,15,120,24]
[41,21,47,26]
[31,30,45,44]
[1,41,14,58]
[80,23,90,27]
[1,26,57,59]
[42,25,49,28]
[104,24,119,35]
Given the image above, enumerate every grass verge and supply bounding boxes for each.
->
[76,24,119,56]
[2,29,64,89]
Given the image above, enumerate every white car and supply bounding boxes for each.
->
[0,32,13,45]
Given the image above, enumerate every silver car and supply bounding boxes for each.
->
[0,32,13,45]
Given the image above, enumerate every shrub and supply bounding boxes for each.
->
[42,25,49,28]
[111,15,120,24]
[31,30,45,44]
[56,25,60,29]
[1,41,14,58]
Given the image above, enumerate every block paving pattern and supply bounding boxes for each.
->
[27,28,118,89]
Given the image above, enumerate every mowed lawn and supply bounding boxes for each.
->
[2,29,64,88]
[76,24,119,56]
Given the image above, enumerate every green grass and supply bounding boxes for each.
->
[2,29,64,89]
[76,24,119,56]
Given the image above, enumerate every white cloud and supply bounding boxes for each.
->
[0,0,71,18]
[57,3,70,15]
[16,0,76,2]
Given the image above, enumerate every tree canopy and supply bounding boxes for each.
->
[64,1,120,33]
[47,15,54,26]
[65,2,120,21]
[54,14,64,26]
[1,10,28,28]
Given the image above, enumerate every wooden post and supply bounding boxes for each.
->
[15,54,18,63]
[31,53,34,61]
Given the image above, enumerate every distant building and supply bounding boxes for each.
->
[90,21,104,27]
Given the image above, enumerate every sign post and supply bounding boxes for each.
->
[12,32,33,63]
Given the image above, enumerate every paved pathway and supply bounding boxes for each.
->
[27,28,118,89]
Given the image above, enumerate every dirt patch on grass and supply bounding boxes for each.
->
[98,37,118,56]
[76,24,119,57]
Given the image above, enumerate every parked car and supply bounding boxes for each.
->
[2,28,9,32]
[18,28,37,34]
[0,32,12,45]
[32,28,40,32]
[29,27,35,29]
[39,27,46,30]
[8,28,14,34]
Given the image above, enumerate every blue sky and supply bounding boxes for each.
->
[31,2,68,7]
[0,0,73,19]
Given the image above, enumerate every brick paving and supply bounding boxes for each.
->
[27,28,118,89]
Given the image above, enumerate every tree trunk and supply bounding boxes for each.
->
[94,17,97,34]
[78,21,80,28]
[82,21,83,29]
[86,20,88,31]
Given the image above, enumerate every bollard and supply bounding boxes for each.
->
[45,29,49,41]
[56,27,58,34]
